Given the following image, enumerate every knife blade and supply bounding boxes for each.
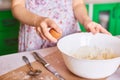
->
[32,52,65,80]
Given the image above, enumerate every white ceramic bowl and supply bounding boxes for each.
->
[57,32,120,79]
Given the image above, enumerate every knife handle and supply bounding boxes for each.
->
[45,64,65,80]
[32,52,65,80]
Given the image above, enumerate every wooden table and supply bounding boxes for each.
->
[0,47,120,80]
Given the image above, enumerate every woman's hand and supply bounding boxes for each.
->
[34,17,62,42]
[84,20,111,35]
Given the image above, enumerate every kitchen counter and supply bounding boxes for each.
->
[0,47,57,76]
[0,46,120,80]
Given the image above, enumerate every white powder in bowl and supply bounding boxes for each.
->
[71,46,118,60]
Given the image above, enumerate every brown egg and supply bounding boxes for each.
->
[49,28,62,39]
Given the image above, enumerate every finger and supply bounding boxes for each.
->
[88,23,97,34]
[95,24,101,33]
[40,22,57,42]
[36,26,47,40]
[40,22,49,38]
[86,22,93,32]
[48,20,62,34]
[97,24,111,34]
[100,27,111,35]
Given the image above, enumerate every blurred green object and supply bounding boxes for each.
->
[113,3,120,35]
[79,3,120,36]
[93,3,120,36]
[0,10,20,56]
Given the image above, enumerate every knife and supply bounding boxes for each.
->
[32,52,65,80]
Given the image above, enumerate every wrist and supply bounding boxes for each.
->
[83,17,92,29]
[33,15,44,27]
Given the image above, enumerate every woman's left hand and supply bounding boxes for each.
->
[84,21,111,35]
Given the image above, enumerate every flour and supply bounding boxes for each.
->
[71,46,118,60]
[1,71,53,80]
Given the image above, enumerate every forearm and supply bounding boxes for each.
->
[73,0,91,27]
[11,0,42,27]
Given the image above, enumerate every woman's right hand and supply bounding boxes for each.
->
[34,17,62,42]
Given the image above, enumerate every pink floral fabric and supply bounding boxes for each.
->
[19,0,80,52]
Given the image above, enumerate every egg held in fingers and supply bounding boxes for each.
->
[49,28,62,39]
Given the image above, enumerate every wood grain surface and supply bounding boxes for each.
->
[0,50,106,80]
